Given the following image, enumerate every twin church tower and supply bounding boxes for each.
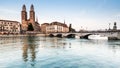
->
[21,4,40,32]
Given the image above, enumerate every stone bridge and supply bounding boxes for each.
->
[48,31,120,39]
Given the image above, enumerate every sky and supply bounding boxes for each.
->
[0,0,120,31]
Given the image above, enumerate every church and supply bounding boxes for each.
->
[21,4,40,32]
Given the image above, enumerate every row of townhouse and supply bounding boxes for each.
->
[0,20,20,34]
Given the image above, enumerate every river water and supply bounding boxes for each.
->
[0,36,120,68]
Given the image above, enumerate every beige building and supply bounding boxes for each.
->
[0,20,20,34]
[41,23,49,33]
[41,21,69,33]
[21,4,40,32]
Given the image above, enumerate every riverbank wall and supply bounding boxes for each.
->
[0,32,120,40]
[0,34,49,37]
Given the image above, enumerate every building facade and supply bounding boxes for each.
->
[0,20,20,34]
[21,4,40,32]
[41,23,49,33]
[41,21,69,33]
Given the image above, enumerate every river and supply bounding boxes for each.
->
[0,36,120,68]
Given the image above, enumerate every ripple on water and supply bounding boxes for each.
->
[0,36,120,68]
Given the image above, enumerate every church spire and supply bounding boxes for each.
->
[30,4,35,23]
[36,16,38,22]
[64,19,65,24]
[22,4,26,11]
[30,4,34,11]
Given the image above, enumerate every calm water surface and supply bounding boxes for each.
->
[0,36,120,68]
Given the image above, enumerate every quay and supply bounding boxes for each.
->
[0,34,47,38]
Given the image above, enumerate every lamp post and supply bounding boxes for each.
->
[109,23,111,30]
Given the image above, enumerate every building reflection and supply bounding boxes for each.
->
[0,37,21,44]
[49,37,72,49]
[23,44,28,62]
[107,40,120,54]
[22,36,38,66]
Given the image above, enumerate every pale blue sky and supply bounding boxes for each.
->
[0,0,120,30]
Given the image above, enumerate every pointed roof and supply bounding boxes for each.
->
[22,4,26,11]
[30,4,34,11]
[64,19,65,24]
[114,22,117,25]
[36,16,38,22]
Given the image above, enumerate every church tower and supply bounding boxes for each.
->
[21,4,40,32]
[21,4,28,31]
[30,4,35,24]
[113,22,117,30]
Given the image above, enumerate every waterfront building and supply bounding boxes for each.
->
[41,23,49,33]
[41,22,69,33]
[21,4,40,32]
[0,20,20,34]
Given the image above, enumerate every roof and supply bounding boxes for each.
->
[35,22,39,24]
[41,23,49,25]
[50,21,61,25]
[41,21,68,27]
[0,19,20,23]
[62,24,68,27]
[50,21,68,27]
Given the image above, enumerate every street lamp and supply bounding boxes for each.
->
[109,23,111,30]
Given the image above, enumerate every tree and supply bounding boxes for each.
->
[27,23,34,31]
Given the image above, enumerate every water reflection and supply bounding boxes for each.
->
[23,44,28,62]
[0,37,21,44]
[39,37,71,49]
[1,36,120,68]
[49,38,72,49]
[22,36,38,67]
[107,40,120,54]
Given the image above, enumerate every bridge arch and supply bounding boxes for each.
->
[49,34,55,37]
[80,34,92,39]
[56,34,63,38]
[66,34,76,38]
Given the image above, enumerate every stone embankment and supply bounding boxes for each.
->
[0,34,49,37]
[0,32,120,40]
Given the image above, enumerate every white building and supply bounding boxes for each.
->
[0,20,21,34]
[46,21,69,33]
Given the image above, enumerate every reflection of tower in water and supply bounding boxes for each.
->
[29,44,36,61]
[22,36,38,66]
[23,44,28,62]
